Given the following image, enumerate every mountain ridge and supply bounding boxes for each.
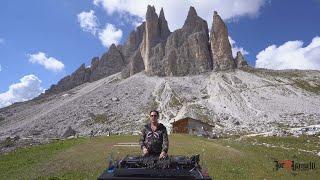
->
[45,6,246,95]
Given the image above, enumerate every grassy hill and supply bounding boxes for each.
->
[0,134,319,179]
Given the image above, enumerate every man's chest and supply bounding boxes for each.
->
[146,130,163,140]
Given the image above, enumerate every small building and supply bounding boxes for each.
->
[171,117,215,137]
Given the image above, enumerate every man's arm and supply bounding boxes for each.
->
[161,128,169,153]
[139,128,146,150]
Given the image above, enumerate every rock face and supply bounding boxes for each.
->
[120,22,145,64]
[90,44,125,82]
[163,7,212,76]
[46,44,126,94]
[159,8,171,40]
[140,5,171,76]
[46,64,91,94]
[120,22,146,78]
[234,51,248,68]
[45,6,247,95]
[210,11,235,71]
[121,50,145,78]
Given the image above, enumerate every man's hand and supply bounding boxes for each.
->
[159,151,167,159]
[142,147,148,156]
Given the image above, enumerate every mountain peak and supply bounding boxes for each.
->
[146,5,157,20]
[159,8,165,20]
[109,43,117,50]
[187,6,198,18]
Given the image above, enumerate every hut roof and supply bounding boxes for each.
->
[171,117,215,127]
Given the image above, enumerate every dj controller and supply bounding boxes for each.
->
[98,154,212,180]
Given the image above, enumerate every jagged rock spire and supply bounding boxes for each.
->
[183,6,209,36]
[163,6,212,76]
[159,7,171,40]
[187,6,198,18]
[146,5,157,21]
[159,8,165,19]
[234,51,249,68]
[210,11,235,71]
[141,5,171,75]
[90,43,125,81]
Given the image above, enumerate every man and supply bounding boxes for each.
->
[139,110,169,159]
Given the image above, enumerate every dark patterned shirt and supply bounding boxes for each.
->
[139,123,169,155]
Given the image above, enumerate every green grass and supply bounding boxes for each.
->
[242,67,302,78]
[0,138,87,179]
[293,80,320,94]
[0,135,319,180]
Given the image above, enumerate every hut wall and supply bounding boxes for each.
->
[172,119,188,133]
[188,120,214,136]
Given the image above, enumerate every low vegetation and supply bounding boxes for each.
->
[0,134,319,179]
[0,137,15,148]
[89,113,110,124]
[293,80,320,94]
[242,67,302,78]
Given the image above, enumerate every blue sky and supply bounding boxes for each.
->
[0,0,320,107]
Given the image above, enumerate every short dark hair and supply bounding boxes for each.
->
[149,110,159,116]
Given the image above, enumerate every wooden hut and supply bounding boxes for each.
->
[171,117,215,137]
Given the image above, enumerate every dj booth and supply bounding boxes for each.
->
[98,154,212,180]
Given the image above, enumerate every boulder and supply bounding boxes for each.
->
[62,126,77,138]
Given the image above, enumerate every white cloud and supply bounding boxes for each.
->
[0,64,2,72]
[93,0,267,30]
[28,52,65,72]
[255,36,320,70]
[77,10,123,48]
[0,75,44,108]
[228,36,249,58]
[98,24,123,47]
[77,10,99,35]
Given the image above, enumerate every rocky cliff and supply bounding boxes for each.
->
[161,7,212,76]
[45,6,248,95]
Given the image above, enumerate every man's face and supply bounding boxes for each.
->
[150,112,158,123]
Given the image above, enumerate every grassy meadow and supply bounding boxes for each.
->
[0,134,319,179]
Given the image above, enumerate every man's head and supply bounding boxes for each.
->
[149,110,159,124]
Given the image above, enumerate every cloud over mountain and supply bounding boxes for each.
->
[77,10,99,35]
[0,75,44,108]
[256,36,320,70]
[98,24,123,47]
[93,0,267,30]
[28,52,65,72]
[77,10,123,48]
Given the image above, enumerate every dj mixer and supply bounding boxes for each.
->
[98,154,212,180]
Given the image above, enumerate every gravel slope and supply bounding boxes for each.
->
[0,68,319,140]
